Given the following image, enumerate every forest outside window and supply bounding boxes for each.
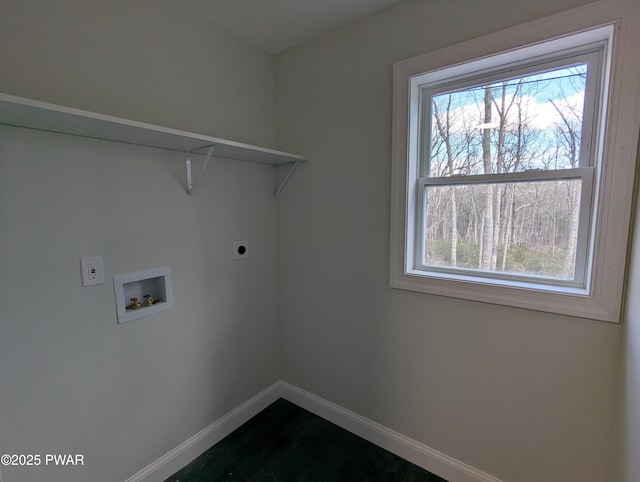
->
[417,52,600,289]
[389,21,640,322]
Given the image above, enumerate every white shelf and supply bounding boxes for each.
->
[0,93,307,196]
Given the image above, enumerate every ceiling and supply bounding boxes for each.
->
[171,0,403,54]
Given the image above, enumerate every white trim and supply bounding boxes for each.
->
[125,380,503,482]
[279,381,502,482]
[123,382,283,482]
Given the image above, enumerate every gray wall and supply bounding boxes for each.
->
[2,0,639,481]
[609,221,640,481]
[608,143,640,480]
[274,1,623,481]
[0,1,280,481]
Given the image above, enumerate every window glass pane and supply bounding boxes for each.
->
[423,179,582,280]
[428,64,587,177]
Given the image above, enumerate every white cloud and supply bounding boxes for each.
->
[434,92,585,135]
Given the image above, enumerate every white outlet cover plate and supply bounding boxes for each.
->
[233,240,249,259]
[81,255,105,286]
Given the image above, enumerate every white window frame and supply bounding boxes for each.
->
[413,38,606,289]
[390,4,640,322]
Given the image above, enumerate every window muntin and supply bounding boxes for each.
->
[410,49,604,289]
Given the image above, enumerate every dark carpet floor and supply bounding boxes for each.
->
[165,398,447,482]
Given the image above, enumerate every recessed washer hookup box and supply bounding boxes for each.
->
[113,266,173,323]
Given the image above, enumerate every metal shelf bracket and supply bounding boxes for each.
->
[273,161,301,199]
[186,145,216,195]
[185,147,301,198]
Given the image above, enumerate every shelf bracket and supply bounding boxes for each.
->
[186,145,216,195]
[273,161,301,199]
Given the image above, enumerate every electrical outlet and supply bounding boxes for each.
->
[88,261,99,280]
[81,256,105,286]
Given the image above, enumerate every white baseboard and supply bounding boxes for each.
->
[125,380,501,482]
[124,382,284,482]
[278,381,503,482]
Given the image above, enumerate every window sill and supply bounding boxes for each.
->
[390,268,616,322]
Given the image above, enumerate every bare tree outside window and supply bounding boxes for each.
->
[424,65,587,279]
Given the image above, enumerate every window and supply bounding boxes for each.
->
[391,15,640,322]
[418,51,601,289]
